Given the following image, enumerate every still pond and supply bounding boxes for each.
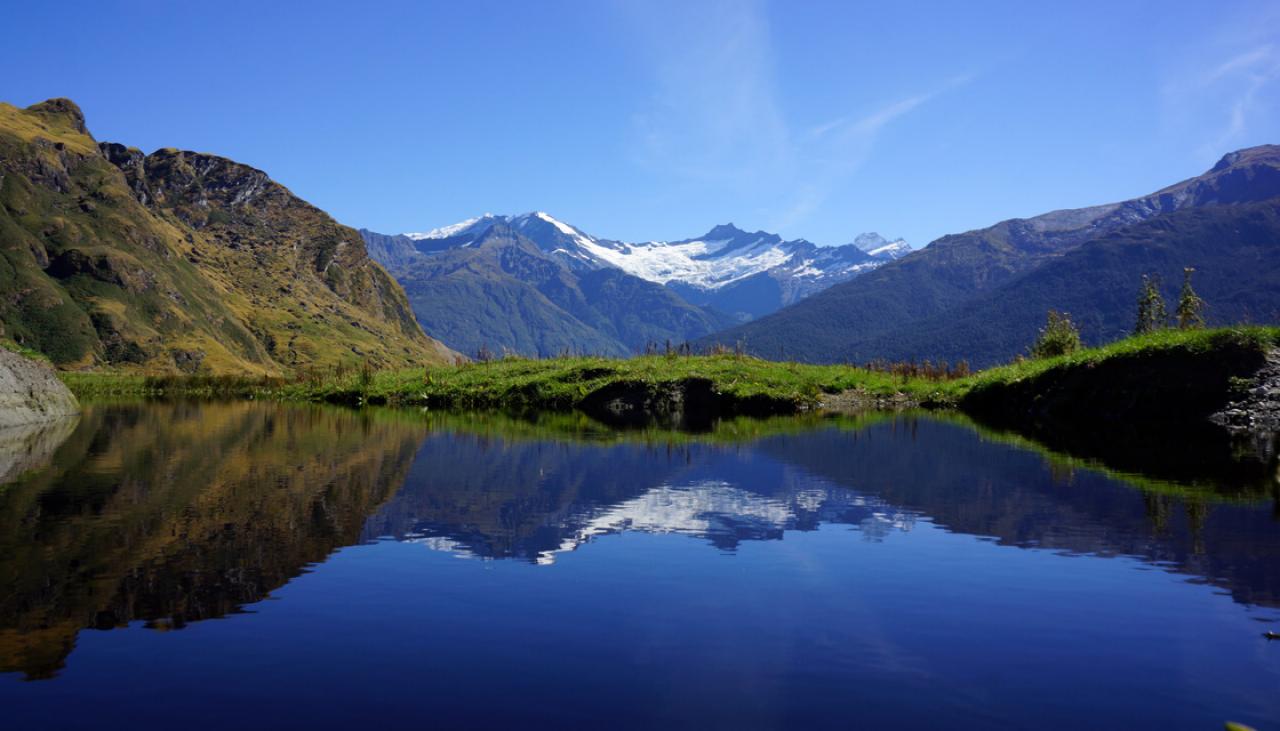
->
[0,402,1277,729]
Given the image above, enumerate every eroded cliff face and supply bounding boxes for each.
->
[0,348,78,428]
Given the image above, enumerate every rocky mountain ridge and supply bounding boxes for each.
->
[0,98,456,372]
[366,212,909,321]
[379,222,735,358]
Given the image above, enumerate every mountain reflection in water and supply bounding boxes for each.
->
[0,402,1277,687]
[365,411,1280,605]
[0,403,422,679]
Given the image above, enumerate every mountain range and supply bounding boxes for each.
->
[361,213,907,357]
[4,96,1276,372]
[0,98,456,372]
[703,145,1280,366]
[365,221,733,358]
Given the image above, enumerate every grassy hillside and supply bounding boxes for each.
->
[846,201,1280,366]
[0,98,455,373]
[702,146,1280,364]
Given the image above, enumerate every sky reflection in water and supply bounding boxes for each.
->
[0,402,1277,730]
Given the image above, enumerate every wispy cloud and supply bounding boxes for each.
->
[625,0,791,184]
[770,74,973,231]
[1162,7,1280,162]
[619,0,969,235]
[1194,45,1279,160]
[810,74,973,140]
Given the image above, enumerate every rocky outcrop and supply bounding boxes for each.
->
[0,348,79,427]
[578,378,797,429]
[1212,349,1280,434]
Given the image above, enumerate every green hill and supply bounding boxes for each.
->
[847,200,1280,365]
[702,146,1280,365]
[0,98,456,373]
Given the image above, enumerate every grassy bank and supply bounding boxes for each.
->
[957,326,1280,426]
[62,354,960,412]
[60,326,1280,418]
[956,326,1280,398]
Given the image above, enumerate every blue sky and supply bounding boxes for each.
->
[4,0,1278,247]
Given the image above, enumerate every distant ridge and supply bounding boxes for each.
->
[363,212,907,351]
[700,145,1280,366]
[363,222,734,358]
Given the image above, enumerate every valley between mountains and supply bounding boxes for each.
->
[359,215,907,358]
[2,97,1279,383]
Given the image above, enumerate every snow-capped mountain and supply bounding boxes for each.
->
[359,219,736,359]
[853,232,913,260]
[375,212,909,320]
[382,476,916,565]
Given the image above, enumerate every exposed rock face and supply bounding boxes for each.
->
[0,349,79,427]
[1213,349,1280,435]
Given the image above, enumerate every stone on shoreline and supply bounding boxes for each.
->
[0,348,80,428]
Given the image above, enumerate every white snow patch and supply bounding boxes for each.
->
[865,239,911,259]
[405,213,495,240]
[402,213,907,290]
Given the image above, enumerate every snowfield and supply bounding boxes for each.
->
[398,212,910,293]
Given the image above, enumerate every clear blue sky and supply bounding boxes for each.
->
[4,0,1278,247]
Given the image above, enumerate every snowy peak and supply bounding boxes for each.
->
[852,232,911,260]
[405,214,498,240]
[510,211,592,246]
[853,232,889,251]
[389,213,909,308]
[699,223,750,240]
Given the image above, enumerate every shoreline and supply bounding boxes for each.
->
[57,327,1280,436]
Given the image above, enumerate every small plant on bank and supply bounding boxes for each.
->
[1176,267,1206,330]
[1134,274,1169,335]
[1029,310,1082,359]
[358,361,373,391]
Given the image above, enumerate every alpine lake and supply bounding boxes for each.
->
[1,400,1278,730]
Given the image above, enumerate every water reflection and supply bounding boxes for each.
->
[0,416,79,485]
[0,403,422,679]
[0,403,1277,681]
[370,412,1280,609]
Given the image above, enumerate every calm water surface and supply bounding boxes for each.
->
[1,402,1278,729]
